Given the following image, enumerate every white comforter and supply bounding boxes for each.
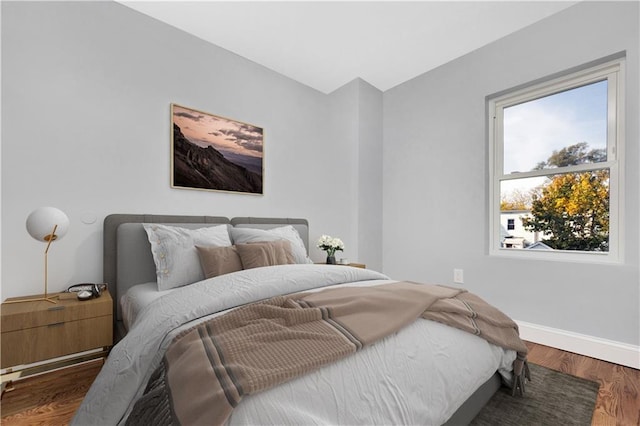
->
[73,265,515,425]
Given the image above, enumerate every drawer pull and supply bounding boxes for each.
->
[47,322,65,327]
[47,306,65,312]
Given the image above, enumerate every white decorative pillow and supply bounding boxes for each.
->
[229,225,312,264]
[143,224,232,290]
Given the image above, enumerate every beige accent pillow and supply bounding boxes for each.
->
[235,240,295,270]
[195,245,243,279]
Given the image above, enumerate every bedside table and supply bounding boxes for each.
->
[316,262,366,269]
[1,292,113,370]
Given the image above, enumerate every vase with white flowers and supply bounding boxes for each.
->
[317,235,344,264]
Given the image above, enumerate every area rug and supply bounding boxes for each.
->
[470,363,600,426]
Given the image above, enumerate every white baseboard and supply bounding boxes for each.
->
[516,320,640,370]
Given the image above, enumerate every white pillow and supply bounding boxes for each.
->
[143,224,232,290]
[229,225,312,264]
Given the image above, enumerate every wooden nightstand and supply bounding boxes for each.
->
[1,291,113,370]
[316,262,366,268]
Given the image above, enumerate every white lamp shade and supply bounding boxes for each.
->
[26,207,70,242]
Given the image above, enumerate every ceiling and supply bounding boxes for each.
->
[120,1,577,94]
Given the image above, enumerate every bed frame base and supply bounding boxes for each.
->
[443,372,502,425]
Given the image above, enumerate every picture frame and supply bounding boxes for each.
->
[171,103,263,195]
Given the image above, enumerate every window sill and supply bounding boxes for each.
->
[489,247,621,265]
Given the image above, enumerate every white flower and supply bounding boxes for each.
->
[332,238,344,250]
[317,234,345,256]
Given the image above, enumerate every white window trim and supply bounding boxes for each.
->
[488,58,625,264]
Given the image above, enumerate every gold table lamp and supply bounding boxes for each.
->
[5,207,70,304]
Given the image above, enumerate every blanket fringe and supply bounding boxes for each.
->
[511,354,531,397]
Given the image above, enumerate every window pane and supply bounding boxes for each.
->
[500,170,609,252]
[503,80,608,174]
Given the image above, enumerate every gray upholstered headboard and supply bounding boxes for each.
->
[103,214,310,330]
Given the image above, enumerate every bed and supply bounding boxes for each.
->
[72,214,527,425]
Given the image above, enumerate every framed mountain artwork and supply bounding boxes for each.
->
[171,104,263,195]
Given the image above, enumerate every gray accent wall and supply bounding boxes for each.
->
[383,1,639,345]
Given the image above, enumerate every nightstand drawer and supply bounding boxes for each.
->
[1,296,112,333]
[1,315,112,368]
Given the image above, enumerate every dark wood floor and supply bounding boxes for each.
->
[526,341,640,426]
[0,359,103,425]
[1,344,638,425]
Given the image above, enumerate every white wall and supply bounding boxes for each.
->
[1,1,382,299]
[383,1,639,346]
[327,79,383,271]
[2,0,637,356]
[357,80,384,272]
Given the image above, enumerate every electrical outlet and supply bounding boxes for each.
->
[453,268,464,284]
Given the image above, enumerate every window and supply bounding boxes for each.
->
[489,58,624,262]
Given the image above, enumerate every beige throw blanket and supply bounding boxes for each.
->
[126,281,529,426]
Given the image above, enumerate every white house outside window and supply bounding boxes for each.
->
[489,58,624,262]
